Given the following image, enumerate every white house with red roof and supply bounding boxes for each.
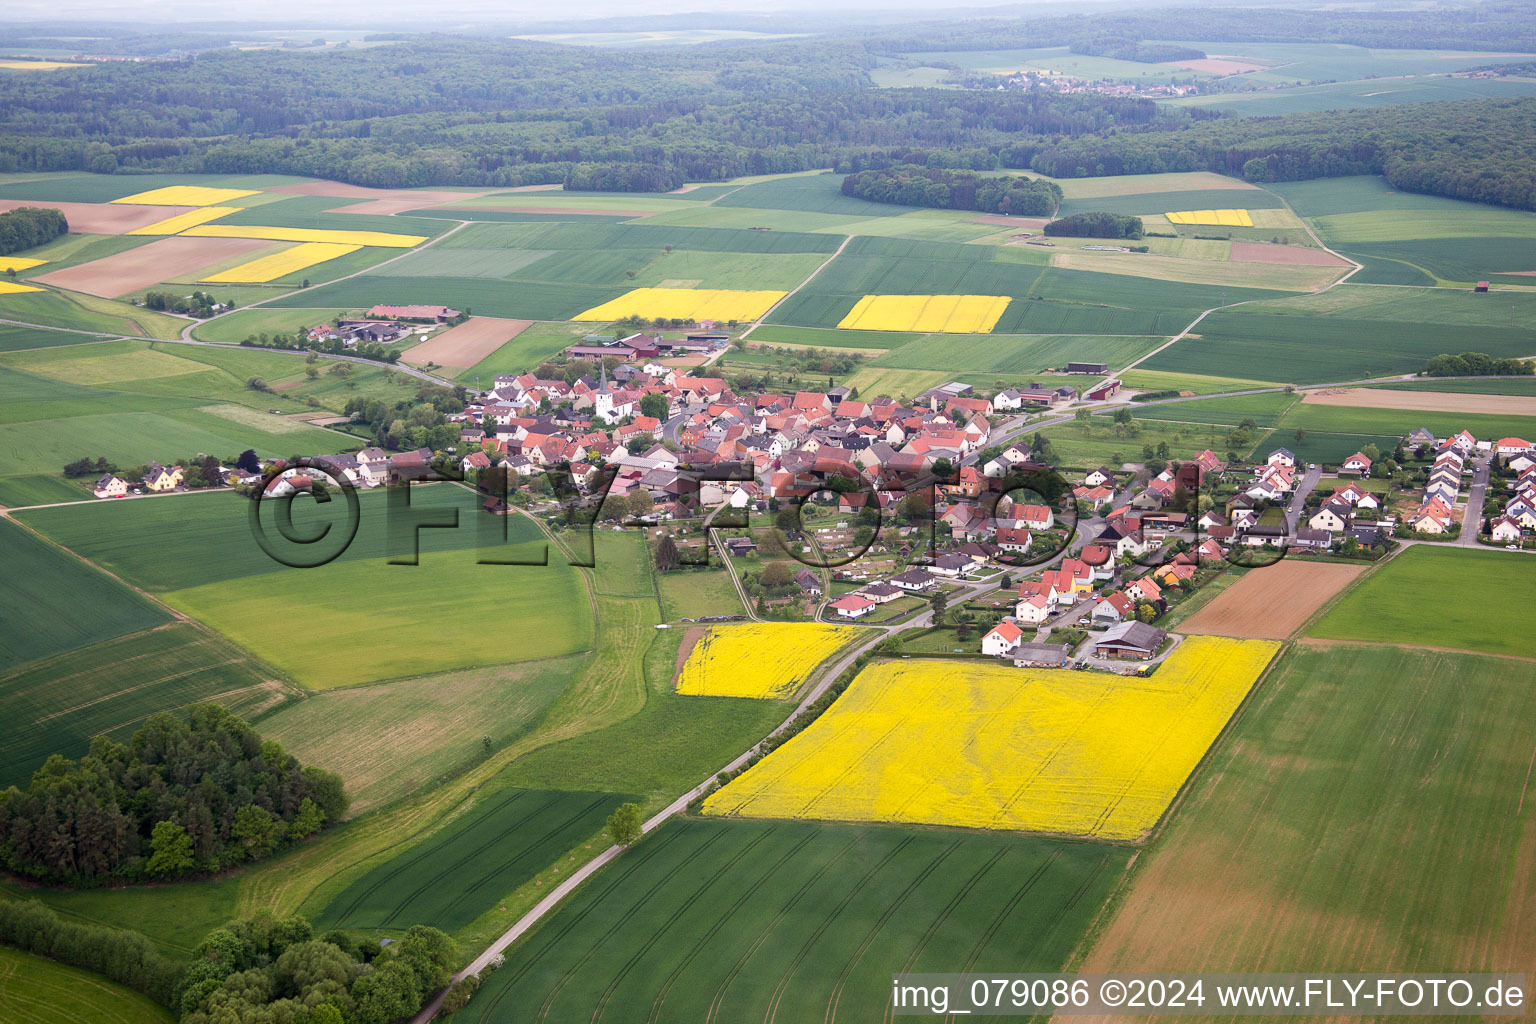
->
[982,620,1024,657]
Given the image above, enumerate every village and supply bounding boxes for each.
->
[80,324,1536,676]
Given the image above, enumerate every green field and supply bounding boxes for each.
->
[18,487,594,688]
[0,947,173,1024]
[1270,430,1402,466]
[1142,310,1536,383]
[471,817,1129,1023]
[1119,368,1279,395]
[712,172,904,216]
[315,788,632,934]
[0,172,304,204]
[259,655,585,816]
[744,324,918,350]
[0,623,297,789]
[1084,642,1536,976]
[1165,74,1536,117]
[1032,416,1249,468]
[189,306,357,343]
[500,623,788,803]
[657,569,747,620]
[1277,402,1536,444]
[0,472,87,507]
[0,324,100,352]
[0,286,186,337]
[1372,378,1536,396]
[1308,547,1536,657]
[1130,391,1298,427]
[871,332,1164,375]
[0,518,168,673]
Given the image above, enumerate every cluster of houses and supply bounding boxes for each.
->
[1489,436,1536,542]
[92,463,186,498]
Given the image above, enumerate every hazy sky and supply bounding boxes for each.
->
[6,0,1078,27]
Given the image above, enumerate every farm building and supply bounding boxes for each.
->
[1067,361,1109,374]
[1086,379,1122,401]
[1013,642,1071,668]
[1094,621,1168,660]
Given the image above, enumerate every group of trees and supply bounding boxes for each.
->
[238,330,401,365]
[343,386,466,451]
[143,289,224,318]
[177,911,456,1024]
[840,165,1063,215]
[564,161,686,192]
[1423,350,1534,377]
[0,705,347,884]
[0,205,66,256]
[1043,212,1144,239]
[1068,37,1205,64]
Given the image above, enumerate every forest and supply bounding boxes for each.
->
[840,165,1063,214]
[0,705,348,885]
[1030,98,1536,211]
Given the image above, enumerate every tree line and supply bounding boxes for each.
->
[0,205,66,256]
[0,705,348,885]
[840,165,1062,215]
[0,899,464,1024]
[1423,351,1534,377]
[1068,37,1205,64]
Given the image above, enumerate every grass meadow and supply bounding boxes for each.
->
[0,947,173,1024]
[468,817,1129,1024]
[1082,642,1536,977]
[657,568,747,620]
[1308,547,1536,657]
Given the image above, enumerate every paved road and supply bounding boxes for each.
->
[1459,457,1491,547]
[1285,464,1324,534]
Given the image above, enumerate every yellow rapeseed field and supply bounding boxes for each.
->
[573,287,787,323]
[0,257,46,273]
[703,634,1278,839]
[836,293,1011,333]
[127,207,240,235]
[0,281,43,295]
[1165,209,1254,227]
[112,186,260,206]
[676,623,862,699]
[183,224,426,248]
[0,61,86,70]
[202,242,363,283]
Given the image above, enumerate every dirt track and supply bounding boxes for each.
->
[0,199,197,234]
[401,316,532,369]
[1179,560,1365,639]
[1302,387,1536,417]
[31,236,272,297]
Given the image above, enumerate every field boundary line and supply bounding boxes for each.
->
[740,234,853,341]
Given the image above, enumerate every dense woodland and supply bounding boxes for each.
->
[1067,38,1206,64]
[3,13,1535,209]
[0,205,66,256]
[1044,212,1144,239]
[1029,99,1536,211]
[840,165,1062,214]
[0,706,348,885]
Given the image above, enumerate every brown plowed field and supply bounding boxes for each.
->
[31,236,271,297]
[266,180,492,216]
[1230,241,1351,266]
[0,199,196,234]
[1178,560,1365,639]
[401,316,533,368]
[1302,387,1536,416]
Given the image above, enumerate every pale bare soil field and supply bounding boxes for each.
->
[0,199,197,234]
[1230,241,1351,266]
[32,236,271,296]
[1162,57,1269,73]
[402,316,534,368]
[1303,387,1536,416]
[1178,561,1366,639]
[266,180,494,215]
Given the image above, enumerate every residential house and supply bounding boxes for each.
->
[982,621,1024,657]
[1309,500,1351,533]
[929,553,972,578]
[860,581,902,604]
[142,463,183,492]
[1490,515,1523,542]
[996,527,1032,553]
[1091,591,1135,625]
[829,594,875,619]
[1340,452,1373,477]
[1267,448,1297,468]
[889,569,938,592]
[93,473,128,498]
